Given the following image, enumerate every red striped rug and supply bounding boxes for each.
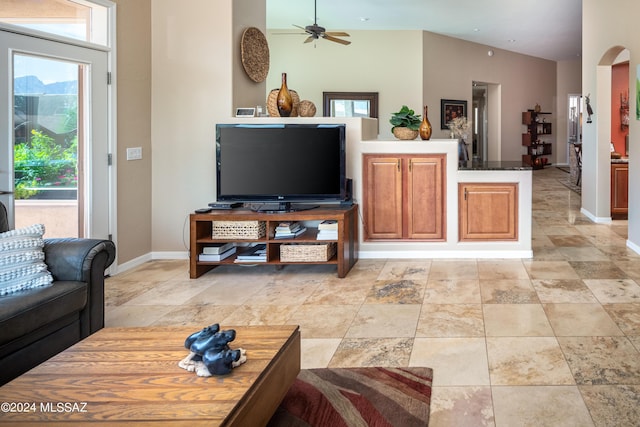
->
[268,367,433,426]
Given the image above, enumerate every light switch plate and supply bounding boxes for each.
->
[126,147,142,160]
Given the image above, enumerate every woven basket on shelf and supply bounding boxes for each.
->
[298,100,317,117]
[280,243,336,262]
[392,127,419,140]
[211,221,266,239]
[267,89,300,117]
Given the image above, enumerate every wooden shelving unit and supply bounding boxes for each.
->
[189,205,358,278]
[522,110,552,169]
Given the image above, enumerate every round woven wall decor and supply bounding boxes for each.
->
[241,27,270,83]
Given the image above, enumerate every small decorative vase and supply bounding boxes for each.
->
[419,105,432,140]
[276,72,293,117]
[392,127,419,140]
[267,89,300,117]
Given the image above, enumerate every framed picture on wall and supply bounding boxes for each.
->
[441,99,467,129]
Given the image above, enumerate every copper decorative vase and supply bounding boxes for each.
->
[419,105,432,140]
[276,72,293,117]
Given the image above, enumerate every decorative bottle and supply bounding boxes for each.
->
[419,105,432,140]
[276,73,293,117]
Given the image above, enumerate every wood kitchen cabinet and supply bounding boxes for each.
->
[459,183,518,241]
[611,162,628,219]
[363,154,445,241]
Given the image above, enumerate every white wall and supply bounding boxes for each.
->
[145,2,582,255]
[582,0,639,251]
[267,29,558,163]
[150,0,260,253]
[424,31,558,162]
[266,30,424,140]
[113,0,152,264]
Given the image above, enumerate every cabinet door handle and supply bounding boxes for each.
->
[409,159,412,172]
[397,159,401,172]
[464,188,468,200]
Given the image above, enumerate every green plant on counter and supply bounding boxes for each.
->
[389,105,422,131]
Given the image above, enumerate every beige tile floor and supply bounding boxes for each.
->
[106,167,640,426]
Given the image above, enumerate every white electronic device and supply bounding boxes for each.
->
[235,107,256,117]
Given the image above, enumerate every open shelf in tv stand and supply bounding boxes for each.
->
[189,204,359,278]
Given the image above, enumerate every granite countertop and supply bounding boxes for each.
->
[611,158,629,163]
[458,160,532,171]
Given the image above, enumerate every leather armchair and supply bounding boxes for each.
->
[0,202,115,385]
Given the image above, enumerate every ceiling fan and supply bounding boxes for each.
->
[293,0,351,45]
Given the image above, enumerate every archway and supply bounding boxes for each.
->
[584,46,629,224]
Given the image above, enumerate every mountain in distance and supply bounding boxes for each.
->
[14,75,77,95]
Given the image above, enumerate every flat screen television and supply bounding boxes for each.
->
[215,123,347,211]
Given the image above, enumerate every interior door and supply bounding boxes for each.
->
[0,29,110,239]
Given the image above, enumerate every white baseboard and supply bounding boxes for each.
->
[114,248,536,275]
[628,240,640,255]
[113,252,152,275]
[113,251,188,275]
[580,207,612,224]
[358,249,533,259]
[151,251,189,260]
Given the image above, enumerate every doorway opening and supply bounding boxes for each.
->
[567,94,583,187]
[472,82,488,162]
[585,46,631,234]
[610,50,629,224]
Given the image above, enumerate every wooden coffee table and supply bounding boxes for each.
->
[0,325,300,426]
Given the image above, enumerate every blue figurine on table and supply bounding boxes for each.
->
[178,323,247,376]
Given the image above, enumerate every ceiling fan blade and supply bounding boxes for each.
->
[293,24,306,31]
[322,34,351,45]
[324,32,350,37]
[304,36,315,44]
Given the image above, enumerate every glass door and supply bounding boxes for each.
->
[0,29,110,239]
[13,54,83,237]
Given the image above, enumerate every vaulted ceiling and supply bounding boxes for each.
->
[267,0,582,62]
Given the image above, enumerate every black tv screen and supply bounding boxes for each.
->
[216,123,346,206]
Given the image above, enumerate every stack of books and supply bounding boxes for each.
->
[316,220,338,240]
[234,244,267,262]
[198,242,236,261]
[274,221,306,239]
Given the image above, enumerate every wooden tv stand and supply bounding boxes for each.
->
[189,204,358,278]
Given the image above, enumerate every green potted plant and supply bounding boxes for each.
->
[390,105,421,140]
